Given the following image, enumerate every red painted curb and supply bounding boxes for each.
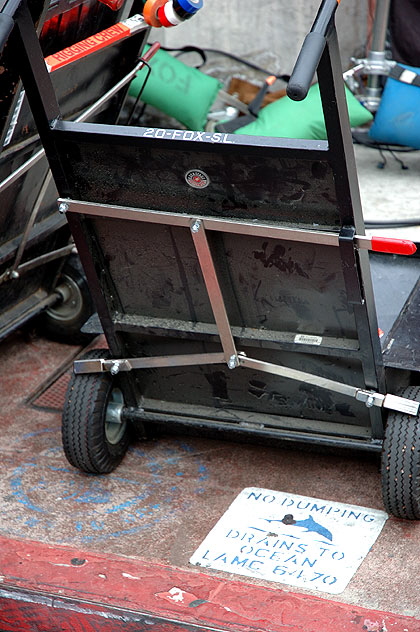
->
[0,535,419,632]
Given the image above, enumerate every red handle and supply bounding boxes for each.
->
[371,236,417,256]
[141,41,161,62]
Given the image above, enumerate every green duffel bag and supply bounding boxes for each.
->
[235,82,373,140]
[129,46,223,131]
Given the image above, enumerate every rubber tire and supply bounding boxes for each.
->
[381,385,420,519]
[42,255,94,345]
[62,349,130,474]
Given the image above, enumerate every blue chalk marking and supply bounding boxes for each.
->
[20,428,58,440]
[198,464,208,481]
[10,490,45,513]
[178,441,195,454]
[74,488,111,504]
[105,493,149,514]
[6,438,210,543]
[10,468,46,514]
[123,514,137,524]
[162,445,178,456]
[81,517,161,543]
[47,466,73,473]
[128,447,148,458]
[112,475,141,485]
[90,520,105,531]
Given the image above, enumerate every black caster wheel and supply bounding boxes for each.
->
[42,254,94,345]
[381,386,420,519]
[62,349,131,473]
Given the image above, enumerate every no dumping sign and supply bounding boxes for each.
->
[190,488,388,594]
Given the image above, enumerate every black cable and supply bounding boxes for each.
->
[158,44,208,66]
[365,219,420,228]
[202,47,290,82]
[377,147,387,169]
[352,131,419,154]
[125,57,152,126]
[389,148,409,170]
[157,44,290,82]
[352,130,418,173]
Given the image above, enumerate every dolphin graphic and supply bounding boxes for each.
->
[291,515,333,541]
[263,514,333,542]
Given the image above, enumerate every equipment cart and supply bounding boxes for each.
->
[3,0,420,520]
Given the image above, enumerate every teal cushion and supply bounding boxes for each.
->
[369,64,420,148]
[234,83,373,139]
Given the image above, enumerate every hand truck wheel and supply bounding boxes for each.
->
[42,254,94,345]
[62,349,131,474]
[381,385,420,519]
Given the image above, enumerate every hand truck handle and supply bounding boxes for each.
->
[287,0,340,101]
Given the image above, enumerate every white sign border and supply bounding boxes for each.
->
[190,487,388,595]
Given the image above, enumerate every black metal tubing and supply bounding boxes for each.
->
[52,118,331,155]
[65,211,143,409]
[122,407,383,454]
[317,31,387,436]
[10,1,62,179]
[287,0,339,100]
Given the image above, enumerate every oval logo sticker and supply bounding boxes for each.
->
[185,169,210,189]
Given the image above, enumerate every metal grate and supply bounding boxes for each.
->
[31,369,72,411]
[30,335,107,411]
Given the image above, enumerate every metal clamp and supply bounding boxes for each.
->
[355,389,385,408]
[74,358,132,374]
[355,389,419,416]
